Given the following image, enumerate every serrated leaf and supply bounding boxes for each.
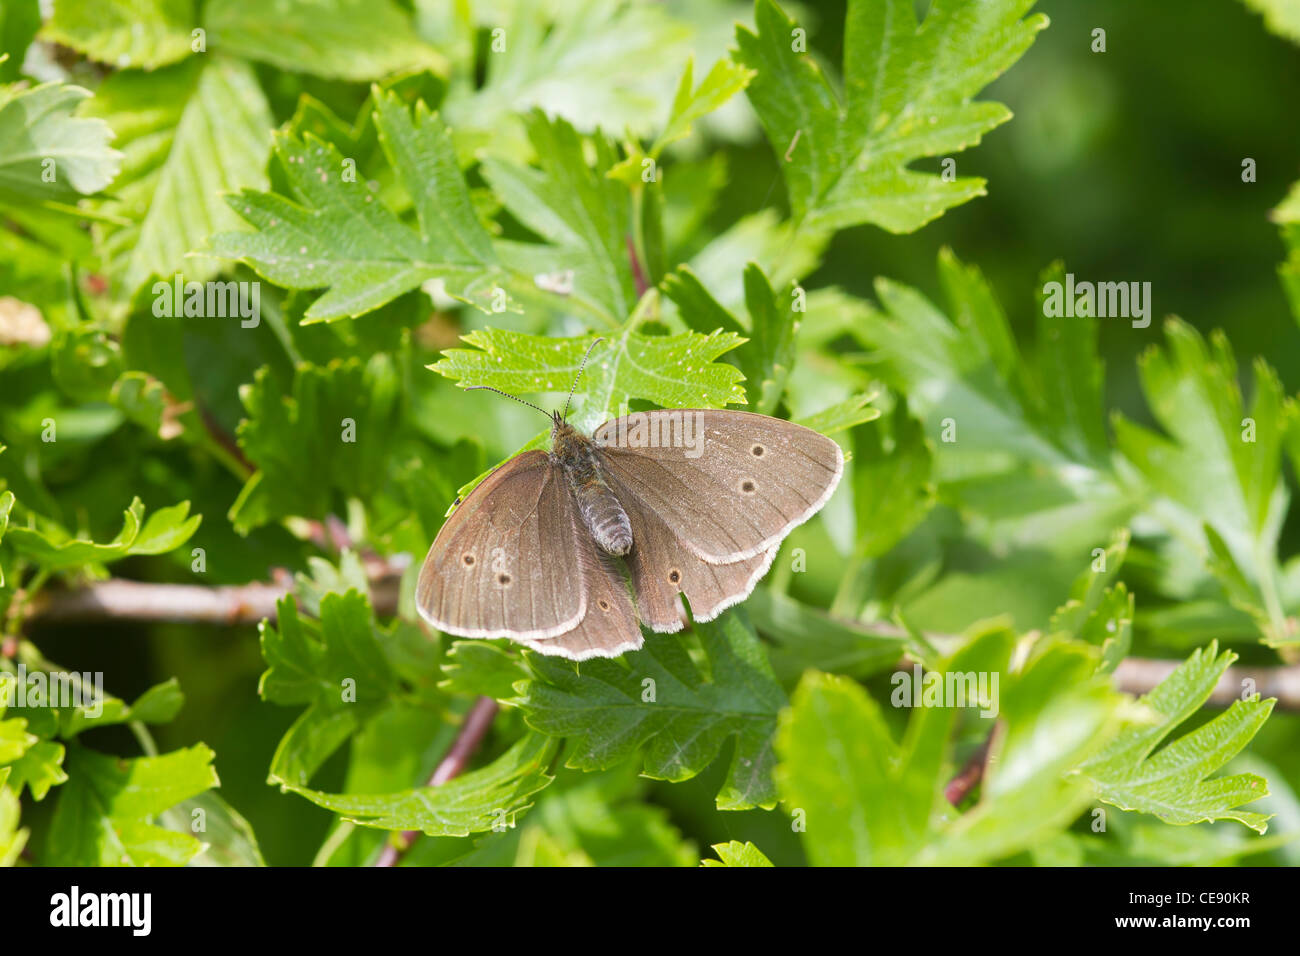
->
[778,626,1126,865]
[259,592,396,708]
[280,732,556,836]
[205,0,444,81]
[39,0,194,71]
[45,743,219,866]
[481,112,637,327]
[853,397,934,557]
[1240,0,1300,43]
[4,496,199,570]
[230,356,402,532]
[793,391,881,436]
[58,677,185,739]
[0,82,122,203]
[747,588,905,685]
[431,327,747,428]
[85,57,273,299]
[733,0,1046,233]
[653,56,755,157]
[439,642,529,701]
[518,612,785,811]
[1076,642,1275,833]
[1114,320,1295,644]
[701,840,773,867]
[211,92,505,321]
[443,0,694,155]
[0,779,26,867]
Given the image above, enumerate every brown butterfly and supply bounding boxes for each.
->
[416,341,843,659]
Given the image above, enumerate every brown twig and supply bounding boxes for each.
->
[373,696,500,867]
[944,727,998,806]
[22,575,1300,710]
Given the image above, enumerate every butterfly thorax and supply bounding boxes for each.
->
[551,418,633,556]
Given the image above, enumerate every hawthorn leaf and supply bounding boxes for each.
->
[1075,642,1275,833]
[45,743,219,866]
[793,391,881,436]
[0,778,25,866]
[230,356,402,532]
[0,82,122,204]
[5,496,199,570]
[481,112,637,327]
[439,642,529,701]
[0,489,12,586]
[518,612,785,811]
[701,840,774,867]
[1114,320,1296,644]
[653,57,756,157]
[84,57,273,299]
[39,0,194,71]
[205,0,445,81]
[211,92,506,321]
[443,0,693,155]
[57,678,185,739]
[852,398,934,558]
[280,732,557,836]
[734,0,1046,233]
[431,327,747,429]
[747,588,905,685]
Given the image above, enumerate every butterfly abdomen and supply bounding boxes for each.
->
[553,422,633,556]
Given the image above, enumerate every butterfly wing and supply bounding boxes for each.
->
[416,451,587,640]
[595,410,843,564]
[520,549,642,659]
[606,469,778,632]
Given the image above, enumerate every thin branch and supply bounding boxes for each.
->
[22,575,1300,710]
[373,696,500,867]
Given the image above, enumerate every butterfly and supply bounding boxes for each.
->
[416,341,843,660]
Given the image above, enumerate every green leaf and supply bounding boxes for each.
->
[518,612,785,811]
[793,391,881,436]
[777,626,1126,865]
[701,840,774,867]
[39,0,194,71]
[4,740,67,801]
[205,0,445,81]
[0,489,13,587]
[733,0,1046,233]
[1115,320,1295,644]
[1076,642,1275,833]
[58,678,185,739]
[481,112,637,327]
[279,732,556,836]
[230,356,402,532]
[85,57,273,298]
[45,743,219,866]
[747,588,905,685]
[4,496,198,570]
[259,592,396,708]
[0,82,122,204]
[0,778,27,866]
[852,398,934,557]
[431,327,747,428]
[211,91,505,321]
[440,642,529,701]
[1050,529,1132,672]
[0,1,40,84]
[652,56,755,157]
[443,0,694,155]
[1240,0,1300,43]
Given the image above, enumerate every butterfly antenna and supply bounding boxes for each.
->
[563,337,605,422]
[465,385,552,420]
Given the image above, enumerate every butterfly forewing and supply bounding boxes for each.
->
[596,410,843,564]
[416,452,586,640]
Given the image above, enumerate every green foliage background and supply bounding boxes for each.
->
[2,0,1300,866]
